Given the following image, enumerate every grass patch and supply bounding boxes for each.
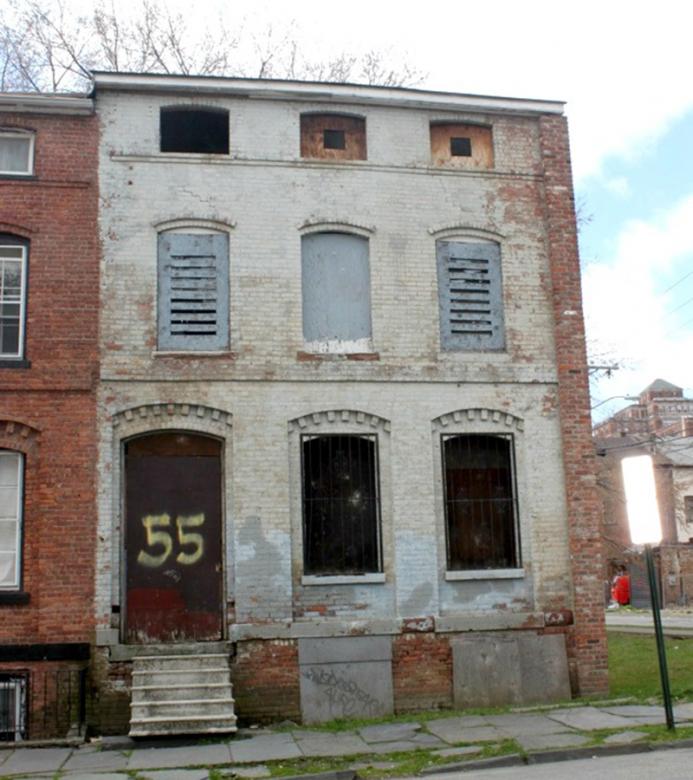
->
[608,631,693,700]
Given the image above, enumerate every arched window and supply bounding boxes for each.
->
[0,450,23,589]
[301,232,372,353]
[0,234,28,361]
[160,106,229,154]
[442,433,519,570]
[157,229,230,351]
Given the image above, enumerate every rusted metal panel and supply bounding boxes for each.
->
[430,123,493,168]
[124,433,223,644]
[300,114,367,160]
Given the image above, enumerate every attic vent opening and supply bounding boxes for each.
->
[450,137,472,157]
[323,129,346,150]
[160,107,229,154]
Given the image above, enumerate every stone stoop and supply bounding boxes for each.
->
[129,651,237,737]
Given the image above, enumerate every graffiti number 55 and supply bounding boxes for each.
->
[137,514,205,568]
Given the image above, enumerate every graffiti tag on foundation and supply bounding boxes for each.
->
[302,667,381,717]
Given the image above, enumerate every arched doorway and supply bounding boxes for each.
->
[124,432,224,643]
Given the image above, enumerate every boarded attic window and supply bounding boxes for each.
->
[450,137,472,157]
[323,129,346,150]
[160,107,229,154]
[431,123,493,168]
[301,114,366,160]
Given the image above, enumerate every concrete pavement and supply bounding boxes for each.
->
[606,608,693,636]
[2,702,692,779]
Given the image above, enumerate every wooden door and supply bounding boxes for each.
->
[124,432,223,644]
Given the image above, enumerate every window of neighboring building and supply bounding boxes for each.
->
[0,451,23,590]
[300,114,367,160]
[436,239,504,351]
[160,107,229,154]
[430,123,493,168]
[157,231,230,351]
[442,433,520,570]
[0,238,28,360]
[0,131,34,176]
[685,496,693,526]
[301,434,382,575]
[0,673,27,741]
[301,232,372,353]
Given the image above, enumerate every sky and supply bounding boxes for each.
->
[224,0,693,423]
[18,0,693,421]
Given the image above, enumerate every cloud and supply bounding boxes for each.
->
[603,177,630,198]
[584,194,693,419]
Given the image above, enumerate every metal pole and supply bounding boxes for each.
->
[645,543,675,730]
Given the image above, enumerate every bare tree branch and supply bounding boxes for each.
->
[0,0,424,92]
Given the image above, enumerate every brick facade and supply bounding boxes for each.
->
[0,101,98,739]
[538,115,608,695]
[82,76,606,729]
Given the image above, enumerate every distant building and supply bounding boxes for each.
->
[593,378,693,438]
[595,380,693,606]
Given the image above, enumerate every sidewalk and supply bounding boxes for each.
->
[2,702,693,780]
[606,609,693,636]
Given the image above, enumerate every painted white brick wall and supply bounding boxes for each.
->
[94,88,572,639]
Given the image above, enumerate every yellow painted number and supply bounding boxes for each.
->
[137,514,173,568]
[136,513,206,567]
[176,514,205,565]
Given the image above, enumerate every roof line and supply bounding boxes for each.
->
[90,71,565,115]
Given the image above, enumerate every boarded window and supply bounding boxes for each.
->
[301,232,372,352]
[0,451,22,590]
[300,114,366,160]
[157,232,229,351]
[436,240,504,351]
[0,132,33,175]
[160,107,229,154]
[302,434,381,575]
[430,123,493,168]
[442,434,519,570]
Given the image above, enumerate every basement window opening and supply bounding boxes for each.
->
[160,107,229,154]
[0,674,27,741]
[323,129,346,150]
[450,137,472,157]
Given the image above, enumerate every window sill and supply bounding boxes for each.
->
[0,173,36,180]
[0,591,30,605]
[152,350,236,359]
[297,351,380,362]
[302,573,386,586]
[0,358,30,369]
[445,568,525,581]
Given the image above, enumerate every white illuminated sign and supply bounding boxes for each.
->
[621,455,662,545]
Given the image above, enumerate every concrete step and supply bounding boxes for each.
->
[132,669,230,687]
[131,683,232,703]
[129,715,237,737]
[131,698,236,719]
[129,647,237,737]
[133,653,230,671]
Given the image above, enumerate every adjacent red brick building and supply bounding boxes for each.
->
[0,93,98,740]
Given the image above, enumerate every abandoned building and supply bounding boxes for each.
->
[595,379,693,606]
[0,92,98,739]
[87,73,607,736]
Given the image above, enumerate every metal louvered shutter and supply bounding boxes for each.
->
[157,232,229,351]
[437,240,505,351]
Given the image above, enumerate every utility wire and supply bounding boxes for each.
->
[662,268,693,295]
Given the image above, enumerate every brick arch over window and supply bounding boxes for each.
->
[112,402,232,435]
[288,408,390,433]
[0,222,34,238]
[432,408,523,433]
[0,419,40,455]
